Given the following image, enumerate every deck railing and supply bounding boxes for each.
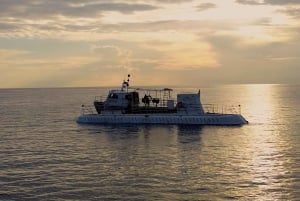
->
[202,104,241,114]
[95,96,105,102]
[90,97,242,115]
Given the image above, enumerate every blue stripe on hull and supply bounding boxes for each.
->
[77,114,248,125]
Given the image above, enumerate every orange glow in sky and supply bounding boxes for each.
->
[0,0,300,88]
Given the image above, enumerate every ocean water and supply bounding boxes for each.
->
[0,84,299,201]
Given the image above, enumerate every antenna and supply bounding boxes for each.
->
[121,74,131,91]
[127,74,130,86]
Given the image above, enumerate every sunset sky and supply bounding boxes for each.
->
[0,0,300,88]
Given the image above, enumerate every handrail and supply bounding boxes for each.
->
[202,104,241,114]
[88,96,243,115]
[80,103,242,115]
[95,96,105,102]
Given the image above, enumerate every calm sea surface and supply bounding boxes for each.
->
[0,84,299,201]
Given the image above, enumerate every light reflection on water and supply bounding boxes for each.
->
[243,84,277,124]
[239,84,299,200]
[0,85,300,200]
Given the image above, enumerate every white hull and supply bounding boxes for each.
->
[77,113,248,125]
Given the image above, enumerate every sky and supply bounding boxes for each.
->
[0,0,300,88]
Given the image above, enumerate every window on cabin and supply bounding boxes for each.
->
[109,93,118,99]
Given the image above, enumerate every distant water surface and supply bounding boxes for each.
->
[0,84,299,200]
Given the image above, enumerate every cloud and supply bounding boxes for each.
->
[128,0,193,3]
[98,20,233,33]
[0,18,236,40]
[91,45,121,54]
[90,45,134,70]
[0,49,29,59]
[278,7,300,19]
[0,0,159,19]
[236,0,300,5]
[203,33,300,83]
[236,0,264,5]
[0,23,19,31]
[195,3,217,11]
[250,17,273,26]
[264,0,300,5]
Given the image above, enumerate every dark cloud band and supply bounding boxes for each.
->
[236,0,300,5]
[0,1,159,19]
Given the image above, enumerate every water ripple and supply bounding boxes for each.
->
[1,86,300,200]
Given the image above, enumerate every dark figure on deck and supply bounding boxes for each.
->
[142,94,151,106]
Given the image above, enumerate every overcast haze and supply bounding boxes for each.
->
[0,0,300,88]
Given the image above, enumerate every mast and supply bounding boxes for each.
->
[121,74,130,92]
